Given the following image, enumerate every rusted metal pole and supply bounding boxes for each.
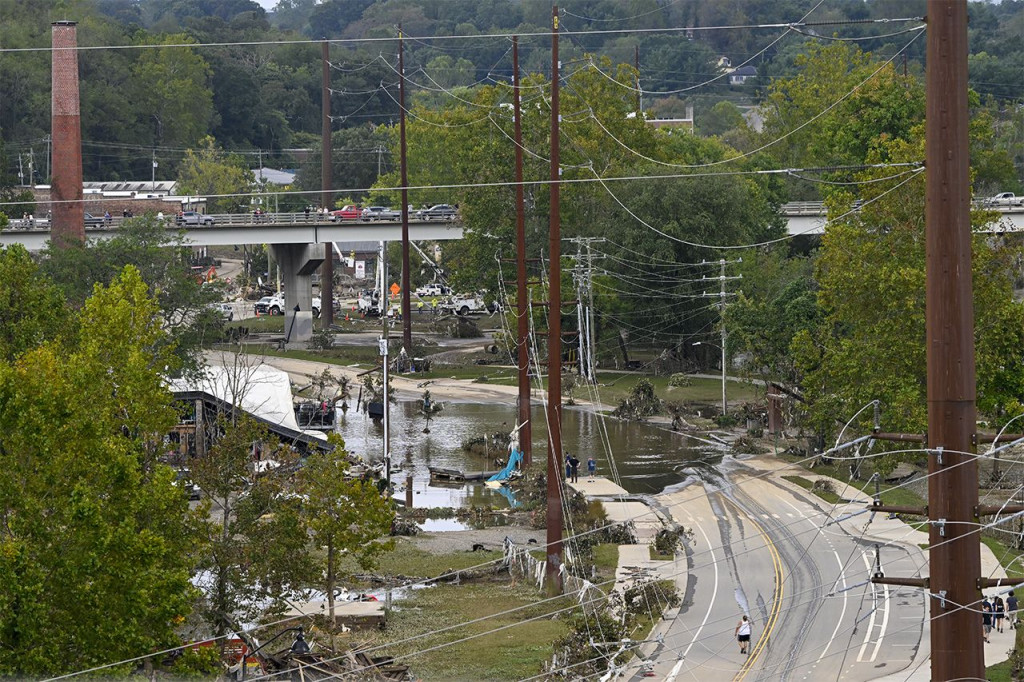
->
[321,39,334,327]
[546,5,564,592]
[513,36,532,468]
[924,2,982,679]
[399,27,412,354]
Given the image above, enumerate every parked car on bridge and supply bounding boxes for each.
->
[361,206,401,221]
[987,192,1022,207]
[415,204,457,221]
[177,211,215,226]
[330,205,361,221]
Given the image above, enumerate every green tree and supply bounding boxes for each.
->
[0,266,204,676]
[190,414,315,636]
[298,436,394,634]
[0,245,69,361]
[131,34,214,148]
[41,215,225,377]
[176,136,253,213]
[793,136,1024,448]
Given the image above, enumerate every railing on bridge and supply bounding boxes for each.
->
[4,211,451,232]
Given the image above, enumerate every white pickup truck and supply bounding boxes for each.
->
[987,192,1023,207]
[255,294,322,317]
[441,293,490,316]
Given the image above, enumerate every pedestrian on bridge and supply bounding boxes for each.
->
[735,615,751,654]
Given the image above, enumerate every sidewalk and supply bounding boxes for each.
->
[566,477,688,599]
[764,461,1014,679]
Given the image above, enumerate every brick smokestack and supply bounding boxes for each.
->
[51,21,85,246]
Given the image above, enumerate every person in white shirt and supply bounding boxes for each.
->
[735,615,752,654]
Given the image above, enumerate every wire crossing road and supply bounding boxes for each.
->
[641,460,926,682]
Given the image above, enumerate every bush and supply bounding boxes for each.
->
[668,373,692,387]
[168,646,222,679]
[307,328,333,350]
[612,378,661,421]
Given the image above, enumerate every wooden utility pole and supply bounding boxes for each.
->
[321,39,334,327]
[545,4,564,592]
[924,2,981,678]
[513,36,532,467]
[399,27,412,354]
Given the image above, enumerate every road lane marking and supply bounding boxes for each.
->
[816,549,849,663]
[678,519,719,667]
[733,505,783,681]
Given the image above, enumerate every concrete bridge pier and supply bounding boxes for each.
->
[270,243,325,343]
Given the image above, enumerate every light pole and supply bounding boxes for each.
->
[693,341,726,417]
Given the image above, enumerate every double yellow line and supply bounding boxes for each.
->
[734,506,784,681]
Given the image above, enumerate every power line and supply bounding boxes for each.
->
[0,17,929,54]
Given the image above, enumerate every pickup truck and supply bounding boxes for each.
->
[441,293,489,316]
[415,284,452,297]
[254,294,322,317]
[987,192,1023,207]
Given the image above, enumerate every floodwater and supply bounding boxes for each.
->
[334,401,724,509]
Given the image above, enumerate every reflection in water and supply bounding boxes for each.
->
[335,402,723,507]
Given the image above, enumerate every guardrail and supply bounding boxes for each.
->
[4,211,445,231]
[781,200,1022,216]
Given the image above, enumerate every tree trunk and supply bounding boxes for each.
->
[326,538,336,649]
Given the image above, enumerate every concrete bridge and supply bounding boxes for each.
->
[0,212,464,250]
[0,212,463,343]
[782,201,1024,236]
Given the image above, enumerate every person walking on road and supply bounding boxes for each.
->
[587,456,596,482]
[735,615,752,654]
[982,600,993,643]
[995,595,1006,633]
[1008,591,1019,629]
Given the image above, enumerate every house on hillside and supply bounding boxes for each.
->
[729,65,758,86]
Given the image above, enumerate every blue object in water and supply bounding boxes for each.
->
[487,447,523,483]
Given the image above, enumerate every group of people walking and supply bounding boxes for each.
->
[982,591,1019,643]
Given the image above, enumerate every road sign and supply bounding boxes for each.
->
[390,282,400,297]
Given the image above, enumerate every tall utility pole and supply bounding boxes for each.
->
[513,36,532,468]
[399,27,413,354]
[634,45,641,114]
[545,4,564,592]
[321,39,334,327]
[869,4,982,679]
[924,2,981,678]
[701,259,740,415]
[568,237,604,382]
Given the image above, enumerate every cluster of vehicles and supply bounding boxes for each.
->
[329,204,458,222]
[356,284,494,317]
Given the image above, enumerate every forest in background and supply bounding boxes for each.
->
[0,0,1020,186]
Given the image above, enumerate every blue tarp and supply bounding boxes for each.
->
[487,447,523,483]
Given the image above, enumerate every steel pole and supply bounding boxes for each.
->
[545,5,564,593]
[924,3,981,680]
[399,28,412,354]
[513,36,532,468]
[321,39,334,326]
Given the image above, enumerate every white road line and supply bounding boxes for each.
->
[678,518,719,667]
[817,549,849,663]
[664,658,685,682]
[868,584,891,662]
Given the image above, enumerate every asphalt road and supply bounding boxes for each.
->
[644,460,926,682]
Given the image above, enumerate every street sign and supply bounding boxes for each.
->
[390,282,400,297]
[354,261,365,278]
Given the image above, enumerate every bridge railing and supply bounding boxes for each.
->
[3,212,421,231]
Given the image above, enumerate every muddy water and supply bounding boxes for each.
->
[334,401,723,510]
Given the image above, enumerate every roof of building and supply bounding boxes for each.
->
[83,180,177,194]
[168,364,329,447]
[731,65,758,77]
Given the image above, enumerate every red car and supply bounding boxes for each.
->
[330,205,361,221]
